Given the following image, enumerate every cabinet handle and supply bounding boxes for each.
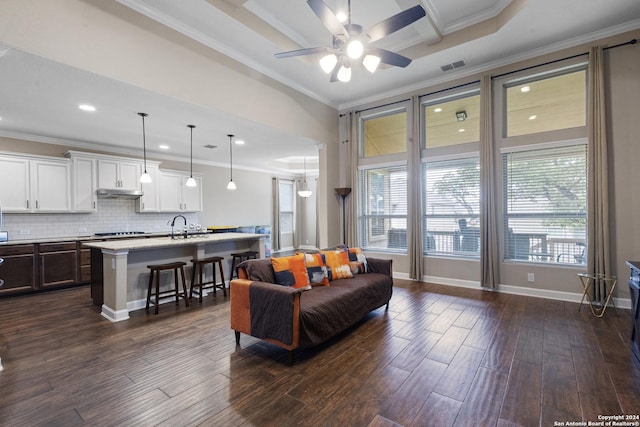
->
[93,201,96,209]
[26,200,29,209]
[184,204,187,210]
[142,202,145,210]
[36,200,39,209]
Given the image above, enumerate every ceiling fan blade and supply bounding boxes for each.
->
[367,47,412,68]
[366,5,426,43]
[275,46,330,59]
[307,0,347,36]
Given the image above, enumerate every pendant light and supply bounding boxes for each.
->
[297,157,312,198]
[226,134,236,190]
[185,124,197,187]
[138,112,152,184]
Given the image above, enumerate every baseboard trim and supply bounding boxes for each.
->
[101,304,130,322]
[411,273,633,310]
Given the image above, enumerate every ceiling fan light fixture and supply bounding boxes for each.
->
[337,64,351,82]
[319,54,338,73]
[346,39,364,59]
[363,54,381,73]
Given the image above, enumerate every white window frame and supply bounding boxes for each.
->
[495,60,589,265]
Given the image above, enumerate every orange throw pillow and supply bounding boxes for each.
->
[303,253,330,286]
[348,247,368,274]
[320,250,353,280]
[271,254,311,289]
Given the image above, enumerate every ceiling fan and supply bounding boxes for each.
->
[275,0,426,82]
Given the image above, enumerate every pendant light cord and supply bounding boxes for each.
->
[228,134,234,182]
[188,124,195,177]
[138,112,148,173]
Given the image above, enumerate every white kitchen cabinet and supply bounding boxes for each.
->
[97,159,141,191]
[0,155,71,213]
[136,164,160,212]
[0,156,31,212]
[158,171,202,212]
[31,160,71,212]
[70,156,97,212]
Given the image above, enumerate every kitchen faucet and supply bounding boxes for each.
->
[169,215,188,239]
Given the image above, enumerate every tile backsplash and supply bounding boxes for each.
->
[2,199,200,241]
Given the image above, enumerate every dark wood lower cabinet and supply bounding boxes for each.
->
[0,244,37,295]
[39,242,78,289]
[0,240,90,297]
[79,247,91,282]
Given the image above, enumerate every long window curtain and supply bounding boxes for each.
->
[408,95,423,280]
[271,177,281,251]
[480,74,500,289]
[586,45,611,284]
[315,177,320,248]
[347,111,358,246]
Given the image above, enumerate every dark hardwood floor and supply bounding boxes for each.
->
[0,279,638,426]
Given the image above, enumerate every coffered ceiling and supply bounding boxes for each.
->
[0,0,639,173]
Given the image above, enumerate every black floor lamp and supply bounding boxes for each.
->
[335,187,352,244]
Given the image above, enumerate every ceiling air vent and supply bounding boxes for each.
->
[204,144,218,149]
[440,59,466,72]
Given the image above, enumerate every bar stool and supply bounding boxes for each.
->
[146,261,189,315]
[190,256,226,301]
[230,251,259,279]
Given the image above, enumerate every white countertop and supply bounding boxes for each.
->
[82,232,264,252]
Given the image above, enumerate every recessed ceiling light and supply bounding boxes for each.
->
[336,11,347,22]
[520,86,530,93]
[528,115,537,120]
[159,144,169,150]
[235,139,245,145]
[458,128,465,132]
[78,104,96,112]
[434,107,442,113]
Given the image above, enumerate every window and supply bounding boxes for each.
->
[358,165,407,251]
[424,93,480,148]
[279,179,295,249]
[362,110,407,157]
[422,89,481,257]
[503,144,587,264]
[505,69,586,137]
[423,157,480,256]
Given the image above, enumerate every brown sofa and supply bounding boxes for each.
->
[230,257,393,363]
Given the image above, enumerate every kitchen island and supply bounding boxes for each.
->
[83,233,266,322]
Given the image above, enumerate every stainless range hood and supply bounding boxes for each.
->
[96,188,144,199]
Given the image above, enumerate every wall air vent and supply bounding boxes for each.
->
[204,144,218,149]
[440,59,466,72]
